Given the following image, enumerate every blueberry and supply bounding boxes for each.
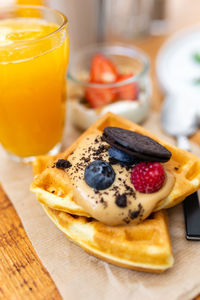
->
[84,160,115,190]
[108,147,139,165]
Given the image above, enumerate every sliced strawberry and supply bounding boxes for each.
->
[116,73,138,100]
[90,54,118,83]
[85,85,115,108]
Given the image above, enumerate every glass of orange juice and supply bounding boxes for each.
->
[0,5,69,161]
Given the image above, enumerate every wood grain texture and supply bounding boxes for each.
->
[0,185,61,300]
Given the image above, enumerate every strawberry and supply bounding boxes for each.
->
[116,73,138,100]
[90,54,117,83]
[85,85,115,108]
[85,55,139,108]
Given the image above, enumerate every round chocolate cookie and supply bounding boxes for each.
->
[102,127,171,162]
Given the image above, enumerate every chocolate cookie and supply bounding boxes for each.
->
[102,127,171,162]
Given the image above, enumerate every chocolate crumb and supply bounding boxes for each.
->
[93,145,107,156]
[129,203,143,220]
[130,209,140,219]
[100,197,108,208]
[81,157,90,163]
[56,159,72,169]
[115,194,127,208]
[123,217,130,224]
[174,167,179,171]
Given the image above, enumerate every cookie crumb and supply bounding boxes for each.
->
[115,194,127,208]
[56,159,72,169]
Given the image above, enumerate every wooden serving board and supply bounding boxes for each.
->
[0,185,61,300]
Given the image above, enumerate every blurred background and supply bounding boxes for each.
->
[46,0,200,141]
[1,0,198,106]
[0,0,200,51]
[46,0,200,50]
[0,0,200,140]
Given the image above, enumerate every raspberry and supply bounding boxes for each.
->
[130,162,165,193]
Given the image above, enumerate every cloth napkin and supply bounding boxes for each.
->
[0,111,200,300]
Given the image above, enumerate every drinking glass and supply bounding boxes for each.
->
[68,44,151,130]
[0,5,69,161]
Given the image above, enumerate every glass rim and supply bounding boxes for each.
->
[0,5,68,48]
[68,43,150,89]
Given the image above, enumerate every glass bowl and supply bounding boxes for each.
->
[68,44,151,130]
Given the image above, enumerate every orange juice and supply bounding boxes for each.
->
[0,9,69,159]
[17,0,45,4]
[17,0,44,4]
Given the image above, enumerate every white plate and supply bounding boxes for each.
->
[156,24,200,94]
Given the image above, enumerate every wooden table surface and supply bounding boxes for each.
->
[0,35,200,299]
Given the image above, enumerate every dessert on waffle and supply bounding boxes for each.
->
[31,112,200,272]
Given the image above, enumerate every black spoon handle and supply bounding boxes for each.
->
[183,190,200,240]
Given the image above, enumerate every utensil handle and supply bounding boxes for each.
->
[177,135,191,151]
[178,137,200,240]
[183,191,200,240]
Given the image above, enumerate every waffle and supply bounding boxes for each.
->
[31,112,200,214]
[43,205,174,273]
[31,112,200,272]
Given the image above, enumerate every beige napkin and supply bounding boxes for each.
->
[1,111,200,300]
